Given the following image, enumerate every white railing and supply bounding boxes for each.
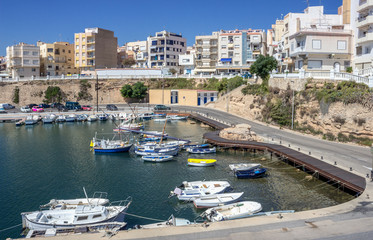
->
[272,69,372,87]
[359,67,373,76]
[0,73,245,83]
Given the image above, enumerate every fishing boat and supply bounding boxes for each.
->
[186,147,216,154]
[183,143,210,149]
[87,115,97,122]
[91,132,133,153]
[117,122,143,131]
[229,163,261,172]
[234,168,267,179]
[193,192,244,208]
[187,159,217,167]
[25,116,38,125]
[142,155,174,162]
[21,196,132,231]
[97,113,109,121]
[170,181,231,201]
[15,119,25,126]
[168,115,188,121]
[65,114,77,122]
[42,114,57,124]
[135,145,179,156]
[138,215,192,229]
[200,201,262,222]
[138,112,153,120]
[76,114,88,122]
[55,115,66,123]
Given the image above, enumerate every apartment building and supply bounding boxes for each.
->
[126,41,148,68]
[194,32,219,75]
[74,28,117,73]
[354,0,373,70]
[37,41,77,76]
[147,30,186,72]
[267,20,286,71]
[281,6,352,72]
[6,43,40,78]
[0,56,6,73]
[217,29,267,74]
[179,54,195,74]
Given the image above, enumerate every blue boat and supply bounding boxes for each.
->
[183,143,210,150]
[234,168,267,179]
[93,143,132,153]
[186,147,216,154]
[97,113,109,121]
[90,132,133,153]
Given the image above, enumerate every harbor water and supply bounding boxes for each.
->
[0,119,354,239]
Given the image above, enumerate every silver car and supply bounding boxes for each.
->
[20,106,31,112]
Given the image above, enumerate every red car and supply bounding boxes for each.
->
[82,105,93,111]
[32,106,44,112]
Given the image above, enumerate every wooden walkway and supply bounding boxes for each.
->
[189,114,366,195]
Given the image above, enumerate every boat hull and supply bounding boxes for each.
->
[94,145,132,153]
[203,201,262,222]
[193,192,244,208]
[235,168,267,179]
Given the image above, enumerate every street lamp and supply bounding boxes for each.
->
[291,80,295,130]
[370,144,373,181]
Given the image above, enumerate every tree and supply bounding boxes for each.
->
[169,68,177,75]
[44,86,64,103]
[131,82,147,99]
[122,58,136,67]
[250,55,278,85]
[120,84,133,98]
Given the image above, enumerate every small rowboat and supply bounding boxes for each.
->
[193,192,244,208]
[201,201,262,222]
[186,147,216,154]
[235,168,267,179]
[229,163,261,172]
[187,159,216,167]
[142,155,174,162]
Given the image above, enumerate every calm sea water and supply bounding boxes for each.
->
[0,119,354,239]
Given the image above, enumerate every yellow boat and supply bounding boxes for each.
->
[187,158,217,167]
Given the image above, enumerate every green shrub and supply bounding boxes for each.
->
[12,87,20,104]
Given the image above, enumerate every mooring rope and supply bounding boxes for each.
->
[125,212,166,222]
[0,223,22,233]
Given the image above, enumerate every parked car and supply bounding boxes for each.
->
[32,106,44,112]
[51,102,64,108]
[57,105,68,112]
[82,105,93,111]
[1,103,15,109]
[0,104,7,113]
[20,106,32,112]
[28,103,38,109]
[106,104,118,111]
[39,103,51,108]
[65,101,81,110]
[153,104,171,111]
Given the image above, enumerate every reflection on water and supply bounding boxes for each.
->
[0,119,354,239]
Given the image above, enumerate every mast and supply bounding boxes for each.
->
[96,75,99,114]
[159,117,167,145]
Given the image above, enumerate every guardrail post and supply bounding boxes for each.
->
[368,75,373,88]
[330,69,335,80]
[299,68,305,79]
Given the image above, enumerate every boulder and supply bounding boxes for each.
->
[219,124,262,142]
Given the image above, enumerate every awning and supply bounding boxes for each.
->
[220,58,232,62]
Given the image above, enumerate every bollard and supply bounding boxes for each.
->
[350,167,353,171]
[367,174,370,178]
[334,161,337,165]
[309,152,311,155]
[280,141,282,144]
[288,144,290,147]
[272,138,274,141]
[298,148,300,151]
[321,156,323,160]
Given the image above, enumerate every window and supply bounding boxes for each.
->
[23,51,29,55]
[221,45,227,49]
[77,216,88,221]
[234,45,240,49]
[298,60,304,69]
[76,53,79,57]
[76,38,79,42]
[32,68,36,72]
[337,40,346,50]
[76,60,79,65]
[312,40,321,49]
[308,60,322,69]
[32,51,38,56]
[221,37,227,41]
[76,45,79,50]
[82,45,86,50]
[68,50,71,53]
[235,53,240,56]
[182,59,190,63]
[82,60,86,64]
[221,53,227,57]
[82,37,85,41]
[23,59,30,64]
[93,214,101,219]
[62,49,65,53]
[33,60,38,65]
[82,52,86,57]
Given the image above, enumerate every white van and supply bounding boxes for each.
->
[0,104,6,113]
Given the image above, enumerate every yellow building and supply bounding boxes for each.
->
[74,27,117,73]
[149,89,218,106]
[38,41,77,76]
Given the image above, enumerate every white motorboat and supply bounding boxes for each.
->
[55,115,66,123]
[193,192,244,208]
[169,115,188,121]
[201,201,262,222]
[33,115,42,122]
[170,181,231,201]
[21,195,132,231]
[87,115,98,122]
[139,215,192,229]
[25,116,38,125]
[229,163,261,172]
[42,114,57,124]
[65,114,77,122]
[142,155,173,162]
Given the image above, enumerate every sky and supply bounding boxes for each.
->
[0,0,342,56]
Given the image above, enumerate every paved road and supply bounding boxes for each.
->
[172,105,373,178]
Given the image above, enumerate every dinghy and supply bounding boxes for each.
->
[201,201,262,222]
[229,163,261,172]
[235,168,267,179]
[142,155,174,162]
[187,159,216,167]
[193,192,244,208]
[138,215,192,229]
[186,147,216,154]
[170,181,231,201]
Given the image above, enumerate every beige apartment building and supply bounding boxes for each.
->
[37,41,77,76]
[74,27,117,73]
[149,89,218,106]
[194,32,219,75]
[217,29,266,74]
[6,43,40,78]
[126,41,148,68]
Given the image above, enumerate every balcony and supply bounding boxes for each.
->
[289,47,306,57]
[87,55,95,59]
[357,15,373,28]
[87,47,95,52]
[358,0,373,12]
[356,31,373,44]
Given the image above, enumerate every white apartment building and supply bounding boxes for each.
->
[282,6,352,72]
[147,30,187,72]
[195,32,219,75]
[6,43,40,78]
[217,29,266,74]
[126,41,148,68]
[178,54,195,75]
[354,0,373,70]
